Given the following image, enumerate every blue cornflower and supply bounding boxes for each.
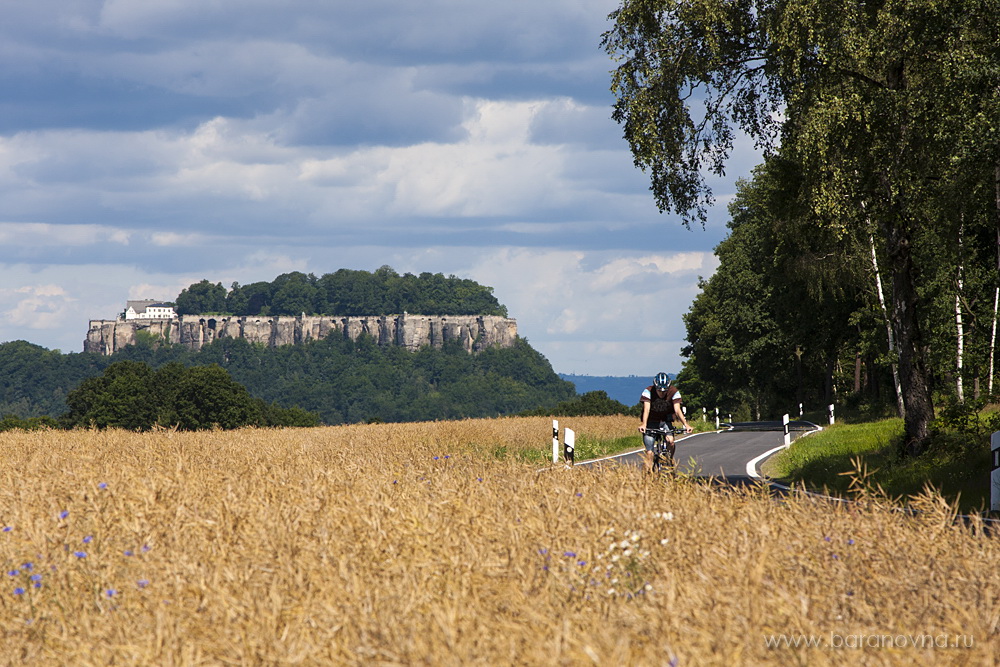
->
[847,539,855,545]
[477,477,483,482]
[823,536,831,542]
[98,482,108,489]
[73,551,87,559]
[137,579,149,588]
[124,550,134,557]
[7,570,18,577]
[22,563,32,571]
[578,561,587,567]
[106,589,117,598]
[575,492,582,497]
[83,536,93,544]
[30,574,41,582]
[141,545,151,553]
[2,526,11,533]
[433,456,439,460]
[59,510,69,520]
[832,554,839,560]
[13,587,24,596]
[563,551,577,558]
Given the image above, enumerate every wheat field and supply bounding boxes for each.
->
[0,416,996,665]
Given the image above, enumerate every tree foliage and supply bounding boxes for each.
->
[190,266,508,317]
[61,360,319,431]
[604,0,1000,451]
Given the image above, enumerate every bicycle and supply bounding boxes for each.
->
[643,425,685,473]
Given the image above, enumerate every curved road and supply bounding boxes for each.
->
[581,422,820,484]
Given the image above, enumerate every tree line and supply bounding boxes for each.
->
[174,266,509,318]
[0,334,578,430]
[604,0,1000,452]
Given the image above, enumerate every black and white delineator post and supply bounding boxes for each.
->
[552,420,559,463]
[992,431,1000,511]
[564,427,575,465]
[828,403,836,425]
[715,407,720,430]
[783,414,791,447]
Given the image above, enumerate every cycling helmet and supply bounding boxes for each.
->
[653,372,670,390]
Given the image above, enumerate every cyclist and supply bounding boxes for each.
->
[638,372,692,473]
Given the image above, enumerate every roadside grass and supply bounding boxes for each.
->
[507,416,718,465]
[763,419,990,513]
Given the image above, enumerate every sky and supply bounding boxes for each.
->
[0,0,761,376]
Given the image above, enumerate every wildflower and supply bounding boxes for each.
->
[563,551,576,558]
[847,539,855,545]
[98,482,108,490]
[2,526,11,533]
[577,561,587,567]
[575,492,582,497]
[59,511,69,520]
[660,538,669,545]
[22,563,32,571]
[124,550,134,557]
[106,589,117,598]
[433,456,439,460]
[538,548,548,555]
[141,545,151,553]
[824,536,831,542]
[137,579,149,588]
[74,551,87,559]
[83,536,93,544]
[831,554,839,560]
[30,574,41,582]
[7,570,18,577]
[477,477,483,482]
[13,587,24,596]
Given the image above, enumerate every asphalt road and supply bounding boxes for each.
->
[581,425,818,484]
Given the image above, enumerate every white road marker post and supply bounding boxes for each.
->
[992,431,1000,511]
[828,404,835,425]
[564,427,575,466]
[799,403,803,417]
[552,420,559,464]
[783,413,791,447]
[715,407,720,430]
[702,407,706,422]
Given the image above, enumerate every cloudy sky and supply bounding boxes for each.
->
[1,0,760,376]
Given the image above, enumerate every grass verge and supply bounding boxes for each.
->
[763,419,990,513]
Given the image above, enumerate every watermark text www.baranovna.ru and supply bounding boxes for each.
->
[764,632,974,650]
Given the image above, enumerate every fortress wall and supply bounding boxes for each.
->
[84,314,517,356]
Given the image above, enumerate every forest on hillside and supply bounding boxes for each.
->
[172,266,508,318]
[0,336,576,426]
[605,0,1000,451]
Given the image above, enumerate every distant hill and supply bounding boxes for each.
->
[558,374,673,407]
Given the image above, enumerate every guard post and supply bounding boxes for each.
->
[552,420,559,463]
[783,413,791,447]
[828,404,835,425]
[992,432,1000,511]
[564,427,575,466]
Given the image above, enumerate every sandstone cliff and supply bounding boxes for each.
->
[84,314,518,356]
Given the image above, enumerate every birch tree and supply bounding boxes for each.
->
[604,0,1000,453]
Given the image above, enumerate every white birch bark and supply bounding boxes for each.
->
[870,232,905,417]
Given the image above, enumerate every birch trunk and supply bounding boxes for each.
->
[870,232,905,418]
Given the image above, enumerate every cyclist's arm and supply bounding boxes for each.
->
[639,400,650,433]
[673,399,692,432]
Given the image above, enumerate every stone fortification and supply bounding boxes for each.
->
[84,314,518,356]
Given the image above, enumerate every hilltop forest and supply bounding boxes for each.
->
[173,266,508,317]
[606,0,1000,451]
